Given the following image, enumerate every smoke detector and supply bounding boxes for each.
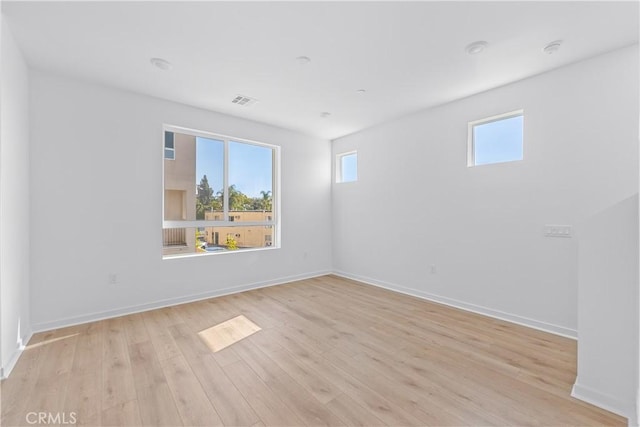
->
[150,57,172,71]
[465,41,488,55]
[296,56,311,65]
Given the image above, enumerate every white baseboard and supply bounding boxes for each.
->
[572,381,631,422]
[17,269,636,423]
[632,389,640,427]
[1,329,33,380]
[332,270,577,339]
[31,270,331,333]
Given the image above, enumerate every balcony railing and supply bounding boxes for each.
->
[163,228,186,246]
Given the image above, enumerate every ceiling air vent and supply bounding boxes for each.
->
[232,95,258,107]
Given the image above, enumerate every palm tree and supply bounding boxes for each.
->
[260,190,272,211]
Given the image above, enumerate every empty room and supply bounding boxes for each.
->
[1,1,638,426]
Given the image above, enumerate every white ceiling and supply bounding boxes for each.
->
[3,1,638,140]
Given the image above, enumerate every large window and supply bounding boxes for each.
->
[468,110,523,166]
[162,126,279,258]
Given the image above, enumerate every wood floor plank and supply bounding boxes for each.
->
[225,292,284,330]
[198,315,261,353]
[71,321,103,375]
[224,360,305,426]
[325,393,387,427]
[234,334,346,425]
[1,275,626,427]
[63,370,102,426]
[141,310,183,362]
[102,318,137,411]
[134,384,183,427]
[249,331,342,405]
[159,354,224,426]
[323,348,469,426]
[30,372,71,420]
[123,313,150,346]
[180,299,245,366]
[260,369,347,426]
[128,340,168,389]
[0,335,48,426]
[101,399,142,426]
[169,323,260,426]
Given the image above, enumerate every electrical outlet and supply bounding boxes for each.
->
[544,225,572,238]
[108,273,118,284]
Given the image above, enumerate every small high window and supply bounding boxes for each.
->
[164,131,175,160]
[337,151,357,183]
[468,111,523,166]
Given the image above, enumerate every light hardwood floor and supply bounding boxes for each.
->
[1,275,625,426]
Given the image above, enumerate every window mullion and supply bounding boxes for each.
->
[223,139,229,220]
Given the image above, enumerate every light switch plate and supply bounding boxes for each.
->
[544,225,572,238]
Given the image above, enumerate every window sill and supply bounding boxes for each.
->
[163,245,279,260]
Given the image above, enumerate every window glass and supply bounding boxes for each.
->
[337,151,357,183]
[195,137,225,219]
[228,141,273,222]
[470,113,523,166]
[164,131,175,159]
[162,128,278,258]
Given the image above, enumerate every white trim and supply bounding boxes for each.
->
[161,124,280,254]
[164,244,278,260]
[163,220,276,228]
[632,389,640,427]
[572,381,632,422]
[163,124,280,151]
[332,270,577,339]
[0,329,33,380]
[30,270,330,333]
[223,138,230,220]
[273,148,281,248]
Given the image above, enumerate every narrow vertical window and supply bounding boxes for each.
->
[164,131,175,160]
[337,151,357,183]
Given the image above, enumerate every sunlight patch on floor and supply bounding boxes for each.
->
[198,315,261,352]
[25,333,80,350]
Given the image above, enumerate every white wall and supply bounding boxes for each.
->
[332,45,639,338]
[0,16,31,378]
[29,70,332,330]
[572,194,638,422]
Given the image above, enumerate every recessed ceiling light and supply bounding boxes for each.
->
[320,112,331,118]
[465,41,488,55]
[356,89,366,94]
[150,57,172,71]
[543,40,563,54]
[296,56,311,65]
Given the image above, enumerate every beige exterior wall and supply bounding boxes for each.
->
[204,210,273,249]
[163,133,196,256]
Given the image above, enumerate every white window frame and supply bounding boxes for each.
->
[467,109,524,167]
[162,125,281,254]
[336,150,358,183]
